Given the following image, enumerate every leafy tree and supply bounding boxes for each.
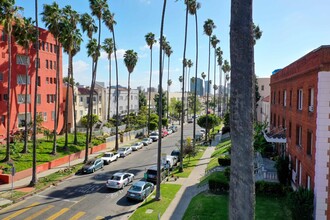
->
[223,111,230,127]
[136,106,147,128]
[197,114,220,132]
[162,118,168,127]
[139,90,147,108]
[183,137,196,162]
[253,122,269,154]
[275,156,290,185]
[81,114,99,128]
[288,188,314,220]
[174,100,183,125]
[154,92,167,117]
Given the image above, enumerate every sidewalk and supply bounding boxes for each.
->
[161,133,221,220]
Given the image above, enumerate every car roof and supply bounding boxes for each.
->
[148,165,164,171]
[113,172,124,176]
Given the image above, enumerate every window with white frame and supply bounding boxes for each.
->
[307,175,311,190]
[51,111,55,120]
[283,90,287,107]
[17,74,31,85]
[297,89,303,110]
[308,88,314,112]
[80,110,83,118]
[16,55,29,65]
[296,125,302,147]
[307,130,312,156]
[37,94,41,104]
[17,94,31,104]
[43,112,47,121]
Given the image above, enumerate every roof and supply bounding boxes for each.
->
[261,95,270,102]
[263,130,286,143]
[78,87,97,95]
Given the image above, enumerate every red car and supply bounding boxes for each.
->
[162,129,168,137]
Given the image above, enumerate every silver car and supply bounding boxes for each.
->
[131,142,143,151]
[118,146,132,157]
[141,138,153,146]
[106,172,135,189]
[126,181,154,201]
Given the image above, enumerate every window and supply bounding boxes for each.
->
[0,72,3,81]
[42,41,45,50]
[273,114,276,127]
[80,110,83,118]
[17,94,31,104]
[93,109,96,114]
[46,77,49,84]
[16,55,29,65]
[50,60,53,69]
[307,175,311,190]
[54,61,56,70]
[46,60,49,69]
[37,76,41,87]
[18,113,31,127]
[308,88,314,112]
[282,118,285,129]
[37,94,41,104]
[4,94,8,100]
[50,44,53,53]
[43,112,47,121]
[0,115,5,124]
[87,97,90,104]
[46,43,49,52]
[278,91,280,104]
[1,31,6,41]
[261,85,264,91]
[17,74,31,85]
[283,90,287,107]
[288,121,292,138]
[296,125,302,147]
[80,97,83,102]
[297,89,303,110]
[54,78,57,85]
[35,58,40,68]
[307,130,312,156]
[289,90,292,107]
[93,96,96,102]
[51,111,55,120]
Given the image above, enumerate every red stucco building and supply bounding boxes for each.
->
[0,26,64,142]
[270,46,330,219]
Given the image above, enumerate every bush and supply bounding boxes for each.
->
[255,181,289,197]
[287,187,314,220]
[224,167,230,181]
[218,155,231,166]
[208,178,229,194]
[221,126,230,134]
[275,156,290,185]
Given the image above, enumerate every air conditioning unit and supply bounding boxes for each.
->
[308,105,314,112]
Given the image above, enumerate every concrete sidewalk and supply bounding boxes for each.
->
[161,133,221,220]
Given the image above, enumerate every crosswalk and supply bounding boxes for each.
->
[0,202,105,220]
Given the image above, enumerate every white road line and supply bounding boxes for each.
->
[36,195,80,203]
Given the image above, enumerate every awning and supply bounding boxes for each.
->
[262,130,286,143]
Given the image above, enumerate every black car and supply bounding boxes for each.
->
[171,149,181,162]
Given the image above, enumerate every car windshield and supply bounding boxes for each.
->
[150,133,158,136]
[147,170,157,175]
[104,154,111,157]
[86,160,94,165]
[111,175,121,181]
[130,185,142,191]
[118,148,125,152]
[133,143,139,146]
[143,138,148,141]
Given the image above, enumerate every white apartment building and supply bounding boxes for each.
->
[256,77,270,123]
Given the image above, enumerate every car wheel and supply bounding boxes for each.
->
[92,168,95,173]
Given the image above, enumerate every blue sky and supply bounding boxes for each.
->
[15,0,330,92]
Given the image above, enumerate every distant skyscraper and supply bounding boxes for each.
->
[205,80,211,95]
[190,77,203,96]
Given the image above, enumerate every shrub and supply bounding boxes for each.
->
[287,187,314,220]
[208,178,229,194]
[255,181,288,197]
[221,126,230,134]
[218,155,231,166]
[275,156,290,185]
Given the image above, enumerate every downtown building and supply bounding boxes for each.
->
[269,46,330,219]
[190,77,203,96]
[0,26,64,141]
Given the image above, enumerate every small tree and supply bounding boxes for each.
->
[197,114,220,138]
[275,156,290,185]
[183,137,195,162]
[162,118,168,127]
[81,114,99,128]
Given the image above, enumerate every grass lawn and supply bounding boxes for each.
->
[129,184,181,220]
[199,171,227,186]
[183,192,291,220]
[0,133,103,173]
[171,147,206,178]
[205,139,231,172]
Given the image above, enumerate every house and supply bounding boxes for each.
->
[256,77,270,124]
[269,45,330,219]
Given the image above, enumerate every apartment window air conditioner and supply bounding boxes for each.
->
[308,105,314,112]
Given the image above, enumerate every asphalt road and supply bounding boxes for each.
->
[0,123,198,220]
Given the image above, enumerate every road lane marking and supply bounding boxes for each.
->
[25,205,54,220]
[36,194,79,203]
[3,202,40,220]
[95,216,104,220]
[69,211,86,220]
[46,208,69,220]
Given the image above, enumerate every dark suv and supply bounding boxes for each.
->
[146,165,167,184]
[171,149,181,162]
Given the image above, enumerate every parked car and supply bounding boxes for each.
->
[101,152,119,165]
[131,142,143,151]
[200,129,206,134]
[169,125,178,132]
[187,118,193,123]
[162,155,178,170]
[162,129,168,137]
[146,165,167,184]
[126,181,155,201]
[149,132,159,142]
[106,172,135,189]
[167,129,173,135]
[118,146,132,157]
[171,149,181,162]
[141,138,153,146]
[82,158,104,173]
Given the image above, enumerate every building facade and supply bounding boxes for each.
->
[270,46,330,219]
[0,26,63,139]
[190,77,203,96]
[257,77,270,123]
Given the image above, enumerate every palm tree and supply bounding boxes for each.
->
[201,72,206,95]
[144,32,156,135]
[229,0,255,218]
[222,60,231,113]
[123,49,138,129]
[13,17,36,154]
[165,44,173,123]
[42,2,62,155]
[167,78,172,121]
[210,35,219,114]
[203,19,216,141]
[102,9,119,150]
[59,5,82,150]
[102,38,114,121]
[0,0,22,162]
[30,0,40,186]
[216,47,223,116]
[186,59,193,121]
[155,0,167,201]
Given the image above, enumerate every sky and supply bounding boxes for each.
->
[15,0,330,92]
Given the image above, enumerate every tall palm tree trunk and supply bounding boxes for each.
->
[193,12,199,149]
[179,3,189,172]
[166,56,170,123]
[5,30,12,162]
[64,50,72,151]
[186,66,190,122]
[30,0,39,186]
[147,48,153,135]
[218,65,222,116]
[107,58,112,121]
[156,0,167,201]
[213,49,216,114]
[205,36,211,141]
[127,73,131,128]
[52,39,60,155]
[229,0,255,218]
[71,56,77,144]
[22,48,29,153]
[112,30,119,151]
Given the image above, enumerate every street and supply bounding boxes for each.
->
[0,123,197,220]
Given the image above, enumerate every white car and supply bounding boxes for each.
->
[141,138,153,146]
[167,129,173,135]
[106,172,135,189]
[131,142,143,151]
[101,152,119,165]
[118,146,132,157]
[149,132,159,142]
